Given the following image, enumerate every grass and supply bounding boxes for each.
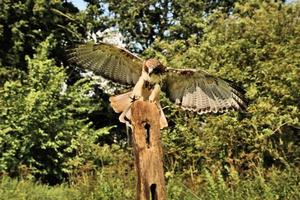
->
[1,167,299,200]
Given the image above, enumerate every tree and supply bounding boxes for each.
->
[0,37,110,184]
[0,0,109,86]
[1,0,298,186]
[148,1,299,177]
[99,0,239,51]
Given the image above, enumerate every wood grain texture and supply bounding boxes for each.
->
[131,101,166,200]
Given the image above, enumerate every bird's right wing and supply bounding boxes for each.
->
[68,42,144,85]
[163,68,246,114]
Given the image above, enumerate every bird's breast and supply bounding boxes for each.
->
[144,80,155,90]
[149,74,164,84]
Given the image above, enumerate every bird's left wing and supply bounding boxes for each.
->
[68,42,144,85]
[163,68,246,114]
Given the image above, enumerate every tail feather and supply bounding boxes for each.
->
[157,102,168,129]
[109,91,132,113]
[109,91,168,129]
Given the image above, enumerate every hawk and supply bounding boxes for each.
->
[69,42,246,129]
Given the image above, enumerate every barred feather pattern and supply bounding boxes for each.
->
[68,42,246,116]
[68,43,143,85]
[164,68,246,114]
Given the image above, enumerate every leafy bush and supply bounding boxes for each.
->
[0,38,108,183]
[145,0,300,178]
[0,143,136,200]
[0,0,89,68]
[1,167,299,200]
[0,0,299,198]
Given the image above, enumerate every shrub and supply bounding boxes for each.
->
[146,0,300,178]
[0,38,108,183]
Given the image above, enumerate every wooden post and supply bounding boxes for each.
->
[131,100,167,200]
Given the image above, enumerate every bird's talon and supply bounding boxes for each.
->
[130,95,139,102]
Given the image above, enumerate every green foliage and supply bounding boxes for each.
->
[0,0,74,67]
[101,0,238,51]
[0,143,136,200]
[0,38,108,183]
[1,167,299,200]
[0,0,106,85]
[0,177,79,200]
[0,0,299,197]
[146,0,300,178]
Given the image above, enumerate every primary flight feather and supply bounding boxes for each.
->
[69,42,246,129]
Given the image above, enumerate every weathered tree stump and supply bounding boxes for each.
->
[131,100,167,200]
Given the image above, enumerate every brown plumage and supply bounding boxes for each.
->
[69,42,246,129]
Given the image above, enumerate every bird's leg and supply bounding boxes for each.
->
[149,84,161,103]
[131,77,144,101]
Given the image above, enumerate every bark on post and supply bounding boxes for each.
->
[131,100,167,200]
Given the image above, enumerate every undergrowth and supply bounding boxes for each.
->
[1,167,299,200]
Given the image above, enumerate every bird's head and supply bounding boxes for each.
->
[143,58,166,75]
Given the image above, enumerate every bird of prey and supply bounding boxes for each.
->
[69,42,246,129]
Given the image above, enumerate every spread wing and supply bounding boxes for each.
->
[68,42,144,85]
[163,68,246,114]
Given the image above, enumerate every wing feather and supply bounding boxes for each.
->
[68,42,143,85]
[164,68,246,114]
